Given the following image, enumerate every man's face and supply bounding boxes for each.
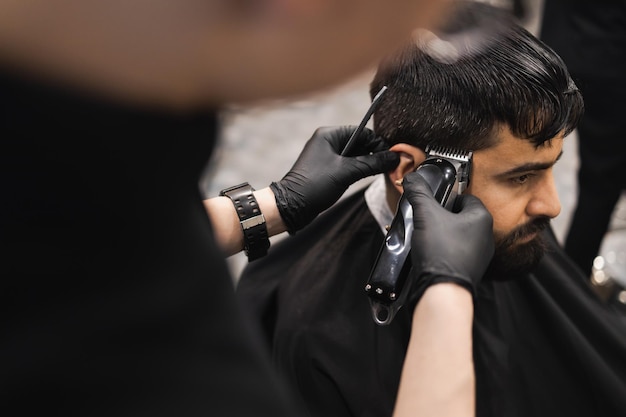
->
[466,126,564,279]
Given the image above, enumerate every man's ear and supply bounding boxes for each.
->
[388,143,426,193]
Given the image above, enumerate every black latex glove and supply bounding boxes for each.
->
[271,126,400,233]
[403,172,494,301]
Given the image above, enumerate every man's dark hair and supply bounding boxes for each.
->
[370,1,584,151]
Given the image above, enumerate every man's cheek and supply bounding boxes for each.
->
[492,228,509,246]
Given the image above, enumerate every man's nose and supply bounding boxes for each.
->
[527,173,561,219]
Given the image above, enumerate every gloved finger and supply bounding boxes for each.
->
[350,151,400,178]
[328,125,390,155]
[453,194,492,220]
[402,171,442,202]
[345,132,391,155]
[316,125,365,153]
[452,194,494,234]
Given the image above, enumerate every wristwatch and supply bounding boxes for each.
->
[219,182,270,261]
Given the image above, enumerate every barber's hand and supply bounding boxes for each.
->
[270,126,399,233]
[403,172,494,301]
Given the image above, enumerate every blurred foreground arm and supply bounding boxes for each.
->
[0,0,451,109]
[394,172,494,417]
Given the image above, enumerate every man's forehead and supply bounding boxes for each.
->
[472,128,564,174]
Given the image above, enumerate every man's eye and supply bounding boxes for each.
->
[512,174,533,184]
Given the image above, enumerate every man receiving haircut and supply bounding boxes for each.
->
[237,2,626,416]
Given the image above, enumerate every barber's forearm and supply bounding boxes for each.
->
[203,187,287,256]
[393,283,475,417]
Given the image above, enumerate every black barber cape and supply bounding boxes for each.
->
[1,70,300,416]
[237,188,626,417]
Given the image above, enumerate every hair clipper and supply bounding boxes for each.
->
[364,146,473,325]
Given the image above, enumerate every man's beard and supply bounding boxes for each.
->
[484,217,551,281]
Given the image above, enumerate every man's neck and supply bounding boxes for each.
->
[364,175,396,235]
[385,175,402,215]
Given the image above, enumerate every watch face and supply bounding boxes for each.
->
[220,182,253,196]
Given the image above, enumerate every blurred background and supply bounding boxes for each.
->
[200,0,626,302]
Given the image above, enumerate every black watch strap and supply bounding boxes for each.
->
[219,182,270,261]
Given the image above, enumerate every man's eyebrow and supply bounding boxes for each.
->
[498,150,563,176]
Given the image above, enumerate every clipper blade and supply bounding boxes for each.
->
[426,145,473,162]
[424,145,473,195]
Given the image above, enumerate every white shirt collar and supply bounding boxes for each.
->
[364,175,395,236]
